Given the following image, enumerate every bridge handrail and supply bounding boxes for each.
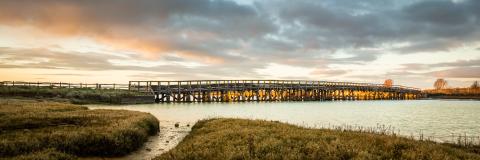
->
[0,81,129,90]
[128,80,421,92]
[0,80,421,92]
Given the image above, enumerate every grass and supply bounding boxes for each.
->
[156,118,480,160]
[0,86,151,104]
[0,98,159,159]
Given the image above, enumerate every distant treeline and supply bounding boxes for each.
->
[424,88,480,95]
[424,88,480,100]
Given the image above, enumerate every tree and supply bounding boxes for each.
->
[384,79,393,87]
[472,81,479,89]
[434,79,447,90]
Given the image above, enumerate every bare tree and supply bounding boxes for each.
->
[384,79,393,87]
[472,81,479,89]
[434,79,447,90]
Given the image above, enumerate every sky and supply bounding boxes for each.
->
[0,0,479,89]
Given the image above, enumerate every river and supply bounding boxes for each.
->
[88,99,480,160]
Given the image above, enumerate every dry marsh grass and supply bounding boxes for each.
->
[0,99,159,159]
[157,118,480,160]
[0,86,146,104]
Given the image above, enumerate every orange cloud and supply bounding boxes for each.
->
[0,1,225,64]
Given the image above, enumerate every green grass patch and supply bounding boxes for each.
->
[156,118,480,160]
[0,99,159,159]
[0,86,150,104]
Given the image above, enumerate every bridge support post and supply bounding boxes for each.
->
[165,93,171,103]
[154,93,160,103]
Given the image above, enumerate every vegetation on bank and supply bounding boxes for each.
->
[422,79,480,99]
[424,88,480,100]
[0,86,151,104]
[0,99,159,159]
[157,118,480,160]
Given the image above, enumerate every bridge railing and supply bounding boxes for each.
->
[0,80,421,93]
[0,81,129,90]
[128,80,422,93]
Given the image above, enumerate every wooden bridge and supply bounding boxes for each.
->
[129,80,423,103]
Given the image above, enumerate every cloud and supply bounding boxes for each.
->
[269,0,480,54]
[310,69,348,76]
[2,0,478,61]
[402,0,470,26]
[0,47,127,70]
[1,0,479,61]
[393,40,463,54]
[331,53,378,64]
[35,73,89,76]
[400,59,480,71]
[0,47,266,79]
[0,0,479,87]
[386,58,480,80]
[0,0,275,63]
[431,59,480,68]
[427,67,480,78]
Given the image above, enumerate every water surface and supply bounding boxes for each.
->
[88,100,480,159]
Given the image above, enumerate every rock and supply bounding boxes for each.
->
[146,148,151,152]
[166,140,169,143]
[186,124,190,127]
[174,123,179,128]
